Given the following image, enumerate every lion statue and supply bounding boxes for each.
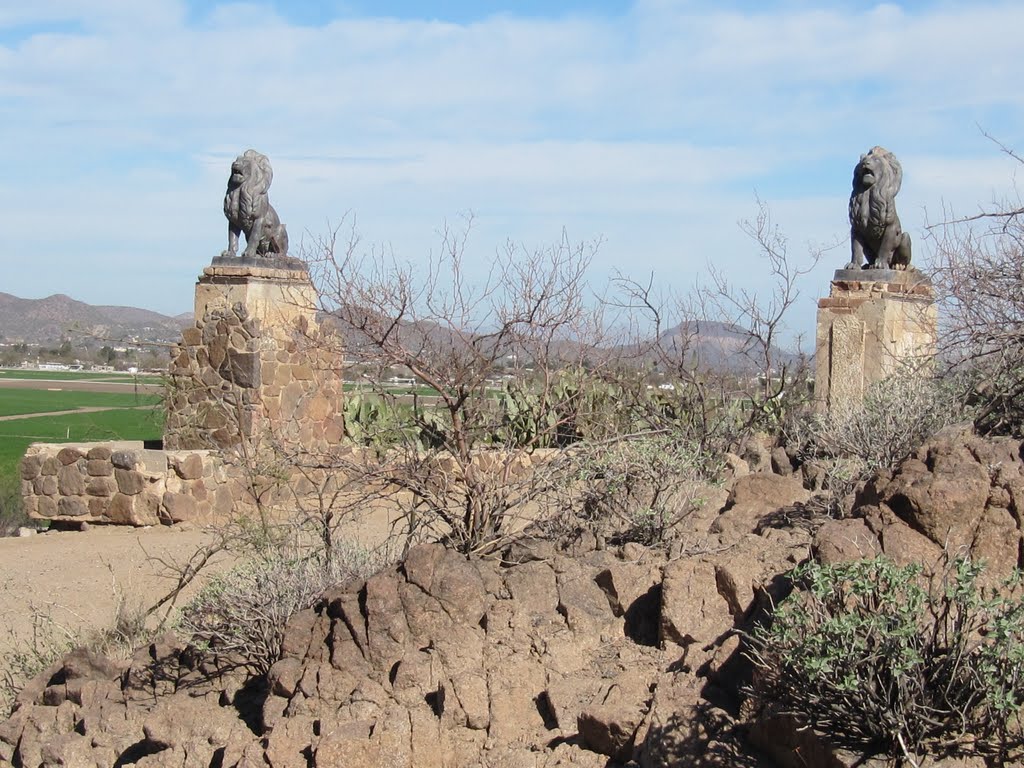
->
[221,149,289,259]
[847,146,912,270]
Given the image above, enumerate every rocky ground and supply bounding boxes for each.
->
[1,426,1021,767]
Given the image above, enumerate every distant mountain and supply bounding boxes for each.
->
[322,306,804,375]
[0,292,191,345]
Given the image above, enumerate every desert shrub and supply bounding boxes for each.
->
[0,610,75,716]
[747,557,1024,764]
[558,433,712,545]
[785,371,968,514]
[177,543,379,675]
[0,475,30,537]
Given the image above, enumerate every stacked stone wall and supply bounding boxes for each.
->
[164,293,345,456]
[20,443,235,526]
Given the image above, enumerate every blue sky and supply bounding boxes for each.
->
[2,0,1023,345]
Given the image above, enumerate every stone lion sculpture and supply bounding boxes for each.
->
[847,146,912,270]
[221,149,289,259]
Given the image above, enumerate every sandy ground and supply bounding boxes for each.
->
[0,503,401,696]
[0,525,224,666]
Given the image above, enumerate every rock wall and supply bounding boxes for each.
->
[0,480,815,768]
[164,264,345,458]
[20,442,235,526]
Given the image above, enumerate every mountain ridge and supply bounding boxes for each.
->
[0,292,190,345]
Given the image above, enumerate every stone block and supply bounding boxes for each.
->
[85,476,117,497]
[57,465,86,496]
[42,457,60,475]
[86,446,113,461]
[220,350,260,388]
[34,475,58,496]
[181,326,202,346]
[57,497,89,517]
[114,468,146,495]
[22,495,38,517]
[292,363,314,381]
[88,497,110,517]
[171,453,204,480]
[208,333,228,369]
[108,493,160,526]
[86,459,113,477]
[111,451,138,470]
[36,496,57,518]
[20,454,43,480]
[57,447,84,466]
[138,450,168,473]
[162,492,198,523]
[307,395,330,421]
[188,479,208,501]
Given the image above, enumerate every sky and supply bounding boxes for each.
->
[2,0,1023,347]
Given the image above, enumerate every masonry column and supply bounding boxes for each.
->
[814,268,937,412]
[164,255,345,456]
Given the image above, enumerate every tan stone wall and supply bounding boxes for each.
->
[814,271,937,411]
[20,443,235,526]
[164,264,345,456]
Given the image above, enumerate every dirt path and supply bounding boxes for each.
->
[0,379,163,395]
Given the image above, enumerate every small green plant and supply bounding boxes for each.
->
[343,393,403,446]
[747,556,1024,765]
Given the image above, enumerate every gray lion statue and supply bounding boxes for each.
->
[221,149,289,259]
[847,146,912,270]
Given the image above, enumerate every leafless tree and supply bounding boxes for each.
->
[928,138,1024,435]
[300,214,605,554]
[609,199,822,458]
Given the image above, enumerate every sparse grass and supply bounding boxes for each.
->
[0,608,75,716]
[0,475,29,536]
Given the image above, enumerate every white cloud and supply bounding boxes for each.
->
[1,0,1023,338]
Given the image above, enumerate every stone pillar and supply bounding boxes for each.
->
[814,269,936,412]
[165,256,345,456]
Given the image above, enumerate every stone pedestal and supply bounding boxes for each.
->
[814,269,936,412]
[165,258,345,456]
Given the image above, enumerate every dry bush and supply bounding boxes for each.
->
[928,137,1024,437]
[555,433,712,546]
[176,541,380,675]
[785,370,969,515]
[301,216,606,554]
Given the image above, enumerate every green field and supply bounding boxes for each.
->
[0,389,160,418]
[0,369,162,384]
[0,407,163,489]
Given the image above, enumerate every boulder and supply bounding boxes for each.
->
[711,473,811,542]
